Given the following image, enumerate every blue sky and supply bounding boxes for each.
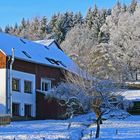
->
[0,0,132,28]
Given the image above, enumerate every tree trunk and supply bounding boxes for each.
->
[100,119,103,124]
[95,114,103,139]
[95,117,101,139]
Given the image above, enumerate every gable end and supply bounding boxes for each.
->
[0,51,6,68]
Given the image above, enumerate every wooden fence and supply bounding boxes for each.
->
[0,114,11,125]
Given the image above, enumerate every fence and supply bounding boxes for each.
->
[0,114,11,125]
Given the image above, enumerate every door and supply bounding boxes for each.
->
[24,104,31,117]
[12,103,20,116]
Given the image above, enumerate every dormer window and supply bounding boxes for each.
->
[45,57,58,65]
[22,51,31,59]
[58,61,66,67]
[20,38,26,44]
[45,57,66,67]
[44,45,49,50]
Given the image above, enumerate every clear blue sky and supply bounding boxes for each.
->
[0,0,132,28]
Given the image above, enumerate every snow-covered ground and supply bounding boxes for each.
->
[84,115,140,140]
[0,113,140,140]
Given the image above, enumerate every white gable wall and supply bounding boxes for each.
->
[0,68,7,114]
[12,70,36,117]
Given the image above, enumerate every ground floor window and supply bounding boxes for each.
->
[133,102,140,109]
[24,104,32,117]
[12,103,20,116]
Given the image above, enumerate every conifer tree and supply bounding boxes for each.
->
[0,27,2,32]
[73,11,83,25]
[129,0,137,13]
[5,25,10,33]
[40,16,47,39]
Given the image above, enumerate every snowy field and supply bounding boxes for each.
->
[0,113,140,140]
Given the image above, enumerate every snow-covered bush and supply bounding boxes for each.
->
[46,82,90,118]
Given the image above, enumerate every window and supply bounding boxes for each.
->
[12,103,20,116]
[134,102,140,109]
[58,61,66,67]
[22,51,31,58]
[20,38,26,44]
[45,57,66,67]
[12,78,20,92]
[137,72,140,80]
[24,104,32,117]
[42,82,50,91]
[45,57,58,65]
[41,78,51,92]
[24,81,32,93]
[44,45,49,50]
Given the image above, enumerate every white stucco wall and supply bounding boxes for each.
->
[12,70,36,117]
[0,68,7,114]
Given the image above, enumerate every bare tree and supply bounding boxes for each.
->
[90,79,129,138]
[63,72,130,139]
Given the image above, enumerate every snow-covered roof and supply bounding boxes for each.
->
[35,39,54,46]
[122,89,140,101]
[0,32,84,76]
[125,81,140,85]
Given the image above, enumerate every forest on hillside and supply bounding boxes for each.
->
[1,0,140,82]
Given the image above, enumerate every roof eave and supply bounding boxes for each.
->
[0,49,7,56]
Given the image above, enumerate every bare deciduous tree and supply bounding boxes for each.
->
[60,72,129,139]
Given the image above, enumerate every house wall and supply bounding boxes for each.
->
[13,59,64,89]
[0,51,65,118]
[12,70,36,117]
[36,91,66,119]
[0,68,7,114]
[0,52,7,114]
[12,59,65,119]
[13,59,64,119]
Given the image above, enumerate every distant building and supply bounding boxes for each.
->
[123,81,140,114]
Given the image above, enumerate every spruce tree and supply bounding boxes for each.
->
[73,11,83,25]
[21,18,27,29]
[85,7,93,29]
[129,0,137,13]
[0,27,2,32]
[40,16,47,39]
[5,25,10,33]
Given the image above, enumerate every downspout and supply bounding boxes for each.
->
[9,48,15,117]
